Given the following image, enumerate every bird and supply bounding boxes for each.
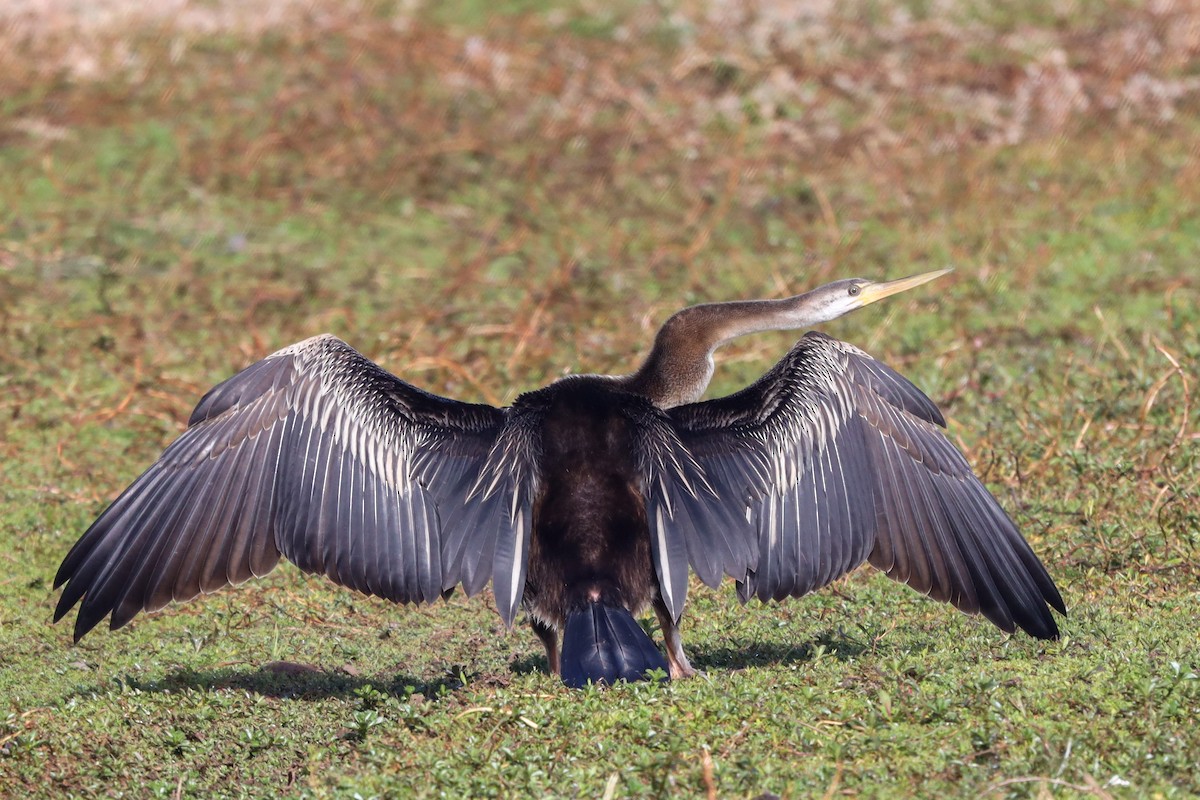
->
[54,269,1066,688]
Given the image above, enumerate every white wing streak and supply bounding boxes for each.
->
[54,334,535,641]
[661,331,1064,639]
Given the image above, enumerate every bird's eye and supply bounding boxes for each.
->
[848,284,861,296]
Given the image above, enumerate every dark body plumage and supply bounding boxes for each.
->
[55,275,1066,688]
[520,379,671,686]
[523,380,658,624]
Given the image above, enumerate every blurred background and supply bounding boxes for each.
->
[1,1,1197,797]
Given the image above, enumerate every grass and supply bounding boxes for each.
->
[1,1,1198,797]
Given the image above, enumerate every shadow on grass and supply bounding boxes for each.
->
[511,629,874,679]
[68,630,877,702]
[509,653,551,676]
[106,664,467,702]
[689,630,873,672]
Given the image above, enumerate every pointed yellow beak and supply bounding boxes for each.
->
[856,268,953,307]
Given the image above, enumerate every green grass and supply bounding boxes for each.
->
[2,1,1198,797]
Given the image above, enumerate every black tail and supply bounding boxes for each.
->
[560,603,669,689]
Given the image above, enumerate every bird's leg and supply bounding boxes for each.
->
[530,618,560,675]
[653,599,696,679]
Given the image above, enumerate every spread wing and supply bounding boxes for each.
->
[650,331,1065,638]
[54,334,539,641]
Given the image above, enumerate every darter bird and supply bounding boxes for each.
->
[54,269,1065,688]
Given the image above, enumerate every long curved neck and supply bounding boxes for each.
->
[619,293,831,408]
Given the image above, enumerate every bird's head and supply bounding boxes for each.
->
[799,268,954,325]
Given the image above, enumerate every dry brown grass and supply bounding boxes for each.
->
[4,1,1198,188]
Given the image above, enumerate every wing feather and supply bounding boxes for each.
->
[55,334,536,640]
[664,331,1064,638]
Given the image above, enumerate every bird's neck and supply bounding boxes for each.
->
[619,294,829,408]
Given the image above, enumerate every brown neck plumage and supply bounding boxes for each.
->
[616,270,954,408]
[619,295,828,408]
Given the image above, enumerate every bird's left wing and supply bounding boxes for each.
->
[649,331,1064,638]
[54,334,539,641]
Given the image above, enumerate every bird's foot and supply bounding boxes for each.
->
[668,658,697,680]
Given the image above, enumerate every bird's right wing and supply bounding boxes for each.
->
[651,332,1064,638]
[54,334,539,641]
